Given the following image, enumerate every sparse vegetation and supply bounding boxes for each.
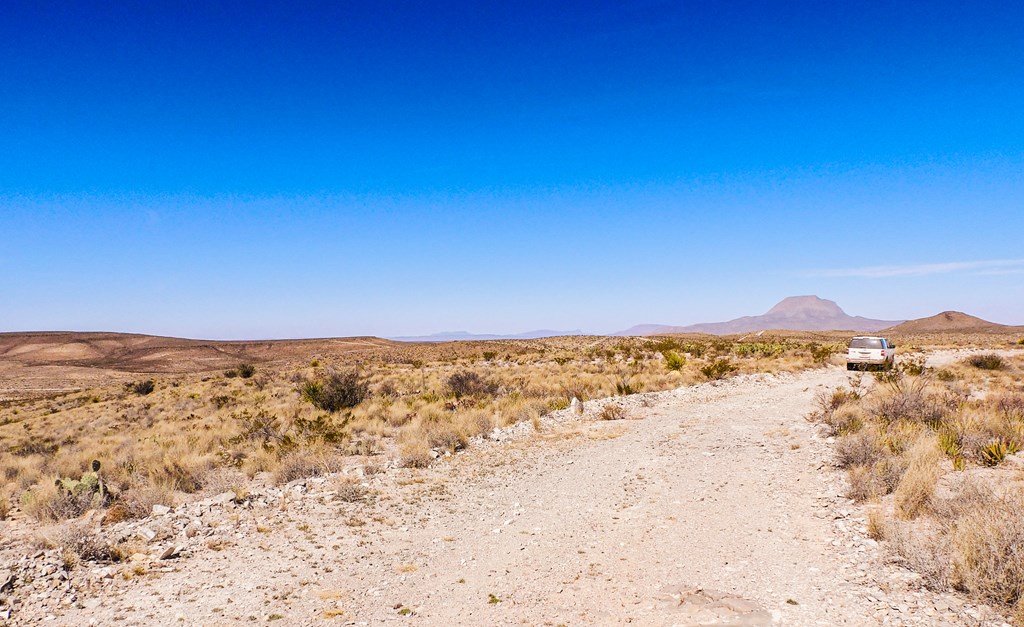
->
[813,351,1024,616]
[0,332,920,526]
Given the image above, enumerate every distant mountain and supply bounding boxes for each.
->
[885,311,1020,334]
[615,296,903,336]
[390,329,585,342]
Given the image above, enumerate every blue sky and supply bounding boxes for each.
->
[2,1,1022,338]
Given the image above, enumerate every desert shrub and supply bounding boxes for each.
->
[700,359,737,380]
[232,408,291,448]
[299,370,368,412]
[808,342,841,364]
[272,454,324,484]
[293,413,349,444]
[211,394,236,409]
[457,409,494,438]
[733,342,788,359]
[10,438,60,457]
[872,387,947,427]
[614,375,641,395]
[149,457,205,493]
[237,363,256,378]
[814,387,861,426]
[995,395,1024,421]
[560,379,592,403]
[900,357,927,376]
[423,420,468,453]
[888,521,952,589]
[599,404,626,421]
[968,354,1005,370]
[662,351,686,371]
[648,337,681,353]
[835,428,886,468]
[334,476,368,502]
[936,369,958,382]
[125,380,155,396]
[446,371,496,399]
[846,458,904,502]
[117,482,177,520]
[55,523,116,563]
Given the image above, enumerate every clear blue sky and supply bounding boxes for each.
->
[2,1,1022,338]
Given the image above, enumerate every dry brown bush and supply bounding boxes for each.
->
[53,523,116,563]
[333,476,368,502]
[887,520,951,589]
[598,404,626,421]
[272,454,325,485]
[835,428,886,468]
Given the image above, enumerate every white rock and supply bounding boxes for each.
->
[151,504,171,516]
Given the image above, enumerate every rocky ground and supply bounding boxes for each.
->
[1,364,1015,626]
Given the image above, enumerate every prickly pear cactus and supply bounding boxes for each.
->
[55,460,105,500]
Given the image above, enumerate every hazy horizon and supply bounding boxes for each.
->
[2,2,1022,339]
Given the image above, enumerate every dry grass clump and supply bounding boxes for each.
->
[947,490,1024,606]
[20,482,103,522]
[893,437,942,519]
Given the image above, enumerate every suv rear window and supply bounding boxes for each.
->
[850,338,883,349]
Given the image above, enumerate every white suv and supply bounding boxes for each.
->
[846,336,896,371]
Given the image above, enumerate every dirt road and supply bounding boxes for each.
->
[11,367,1003,625]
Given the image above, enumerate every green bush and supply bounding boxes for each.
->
[299,370,368,413]
[125,380,155,396]
[967,354,1005,371]
[662,351,686,371]
[700,359,737,380]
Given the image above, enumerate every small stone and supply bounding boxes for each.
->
[151,504,171,516]
[136,527,157,542]
[157,545,181,560]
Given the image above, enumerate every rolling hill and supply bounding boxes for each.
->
[884,311,1020,334]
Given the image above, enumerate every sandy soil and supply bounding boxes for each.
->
[5,363,1014,626]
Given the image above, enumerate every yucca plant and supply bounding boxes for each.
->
[980,439,1019,467]
[938,430,962,458]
